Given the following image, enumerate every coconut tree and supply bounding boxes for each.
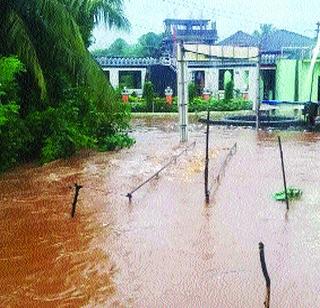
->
[0,0,129,100]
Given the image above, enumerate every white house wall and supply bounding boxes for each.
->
[103,67,147,95]
[103,65,258,102]
[188,66,257,101]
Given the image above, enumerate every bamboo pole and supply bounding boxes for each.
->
[204,109,210,203]
[259,242,271,308]
[278,136,289,210]
[71,183,83,218]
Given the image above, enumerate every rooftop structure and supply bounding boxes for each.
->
[162,19,218,55]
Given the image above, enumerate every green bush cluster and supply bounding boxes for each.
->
[0,56,134,172]
[129,96,252,113]
[189,97,252,112]
[130,97,178,113]
[143,81,155,111]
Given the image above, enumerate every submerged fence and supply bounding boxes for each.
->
[208,142,238,195]
[126,141,196,201]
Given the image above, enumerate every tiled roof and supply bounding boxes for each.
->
[219,30,314,53]
[261,30,314,52]
[218,31,259,47]
[95,57,159,67]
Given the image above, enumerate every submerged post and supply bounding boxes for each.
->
[177,42,189,142]
[204,109,210,202]
[71,183,83,218]
[259,242,271,308]
[278,136,289,210]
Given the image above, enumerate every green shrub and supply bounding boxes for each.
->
[188,97,252,112]
[188,83,197,103]
[99,133,135,151]
[143,81,154,111]
[224,80,234,101]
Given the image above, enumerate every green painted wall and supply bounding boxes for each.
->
[275,59,296,101]
[275,59,320,101]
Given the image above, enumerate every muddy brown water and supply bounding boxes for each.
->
[1,117,320,307]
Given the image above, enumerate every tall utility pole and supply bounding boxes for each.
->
[255,47,261,131]
[177,42,189,142]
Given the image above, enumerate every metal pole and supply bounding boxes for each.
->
[278,136,289,210]
[256,48,261,131]
[177,42,189,142]
[204,109,210,202]
[259,242,271,308]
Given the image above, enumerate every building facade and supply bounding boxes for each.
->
[95,22,318,103]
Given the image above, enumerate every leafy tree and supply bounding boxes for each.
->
[137,32,164,58]
[252,24,276,42]
[0,1,134,171]
[0,0,129,101]
[92,32,164,58]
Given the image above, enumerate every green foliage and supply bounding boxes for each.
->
[187,97,252,112]
[188,83,197,103]
[273,187,302,201]
[92,32,164,58]
[224,80,234,101]
[119,73,135,89]
[0,56,29,172]
[0,56,25,103]
[0,102,30,172]
[99,134,135,151]
[252,24,276,42]
[143,81,155,111]
[129,96,251,113]
[0,2,134,172]
[130,97,178,113]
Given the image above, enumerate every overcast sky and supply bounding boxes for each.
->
[90,0,320,50]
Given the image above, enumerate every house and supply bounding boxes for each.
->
[219,29,317,102]
[96,57,159,96]
[95,21,319,103]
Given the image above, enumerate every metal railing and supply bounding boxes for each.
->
[208,142,238,195]
[126,141,196,201]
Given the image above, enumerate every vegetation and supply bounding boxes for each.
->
[0,1,134,172]
[143,81,155,111]
[224,80,234,101]
[252,24,276,42]
[188,83,197,103]
[92,32,164,58]
[129,96,252,113]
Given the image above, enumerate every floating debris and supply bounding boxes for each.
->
[273,187,302,201]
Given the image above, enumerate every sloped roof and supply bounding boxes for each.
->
[219,30,314,53]
[260,30,314,52]
[218,31,259,47]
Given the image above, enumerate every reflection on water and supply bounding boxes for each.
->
[1,118,320,307]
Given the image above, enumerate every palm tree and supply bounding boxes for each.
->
[0,0,129,101]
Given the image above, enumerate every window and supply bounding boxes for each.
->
[218,69,234,90]
[192,71,205,95]
[119,71,142,89]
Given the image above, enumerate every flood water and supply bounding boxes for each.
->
[1,116,320,307]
